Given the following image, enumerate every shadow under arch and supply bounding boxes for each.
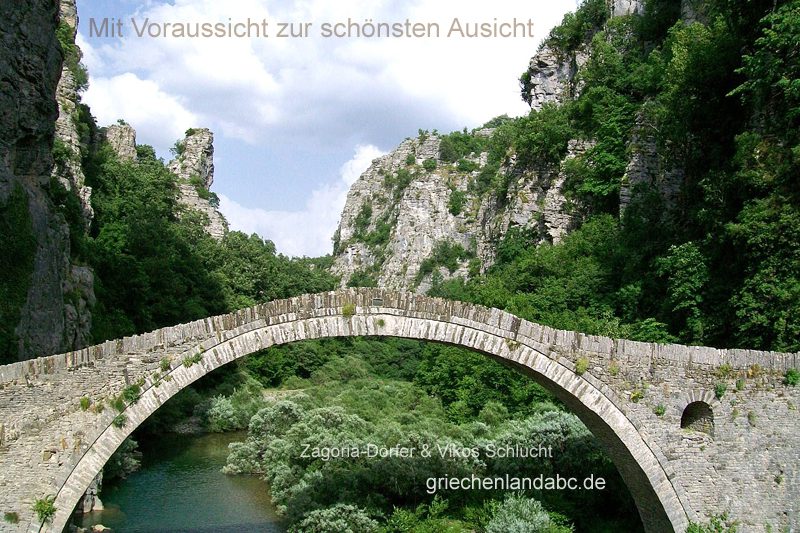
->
[41,294,689,533]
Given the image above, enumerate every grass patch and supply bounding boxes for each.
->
[112,414,127,428]
[32,496,56,524]
[714,382,727,400]
[342,303,357,318]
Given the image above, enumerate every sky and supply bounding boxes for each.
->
[77,0,578,257]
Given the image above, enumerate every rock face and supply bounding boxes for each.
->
[334,1,692,293]
[619,113,684,213]
[52,0,92,223]
[0,0,95,360]
[168,129,228,239]
[607,0,643,17]
[521,44,587,111]
[104,123,137,162]
[331,133,584,292]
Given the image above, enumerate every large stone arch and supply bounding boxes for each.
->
[31,290,689,533]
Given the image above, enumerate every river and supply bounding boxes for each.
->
[76,432,286,532]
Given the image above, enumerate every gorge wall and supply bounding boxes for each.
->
[0,0,94,363]
[0,0,227,363]
[332,0,697,292]
[331,132,588,292]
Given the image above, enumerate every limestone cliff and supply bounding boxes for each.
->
[53,0,93,223]
[104,122,138,162]
[331,132,587,292]
[333,1,695,293]
[168,128,228,239]
[0,0,94,361]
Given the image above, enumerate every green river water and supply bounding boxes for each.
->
[77,432,286,532]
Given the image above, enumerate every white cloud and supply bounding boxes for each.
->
[80,0,576,144]
[219,144,385,257]
[77,0,578,255]
[84,72,199,151]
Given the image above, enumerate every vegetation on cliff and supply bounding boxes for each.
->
[429,0,800,353]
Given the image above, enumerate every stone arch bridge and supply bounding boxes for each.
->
[0,289,797,532]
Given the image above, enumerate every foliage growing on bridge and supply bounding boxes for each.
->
[32,496,56,524]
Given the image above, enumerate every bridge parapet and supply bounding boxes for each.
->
[0,289,797,532]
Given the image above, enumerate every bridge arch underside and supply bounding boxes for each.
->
[47,313,689,533]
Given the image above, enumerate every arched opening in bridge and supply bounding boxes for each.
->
[71,338,647,533]
[47,298,687,533]
[680,401,714,436]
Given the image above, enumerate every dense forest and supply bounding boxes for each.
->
[22,0,798,531]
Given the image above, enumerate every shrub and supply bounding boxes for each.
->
[347,270,378,288]
[686,513,738,533]
[422,158,438,172]
[716,364,734,378]
[784,369,799,386]
[609,361,620,376]
[32,496,56,524]
[439,129,486,162]
[448,189,466,216]
[122,384,141,404]
[289,504,378,533]
[714,382,727,400]
[574,357,589,375]
[111,396,126,413]
[112,414,127,428]
[353,203,373,237]
[3,512,19,524]
[342,303,357,318]
[654,404,666,417]
[486,494,570,533]
[160,357,172,372]
[415,241,475,283]
[79,397,91,411]
[405,154,416,165]
[630,389,644,402]
[183,352,203,367]
[456,158,479,172]
[375,318,386,328]
[735,378,745,391]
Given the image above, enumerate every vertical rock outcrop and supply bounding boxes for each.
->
[52,0,93,223]
[521,45,587,112]
[607,0,643,17]
[167,128,228,239]
[0,0,94,361]
[619,113,683,214]
[104,123,138,162]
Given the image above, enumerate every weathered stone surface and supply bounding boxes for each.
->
[103,124,137,162]
[167,128,228,239]
[608,0,644,17]
[331,134,586,291]
[0,0,94,361]
[0,289,797,533]
[52,0,92,224]
[521,44,586,111]
[619,112,684,214]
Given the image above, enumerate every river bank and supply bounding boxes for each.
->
[75,432,285,533]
